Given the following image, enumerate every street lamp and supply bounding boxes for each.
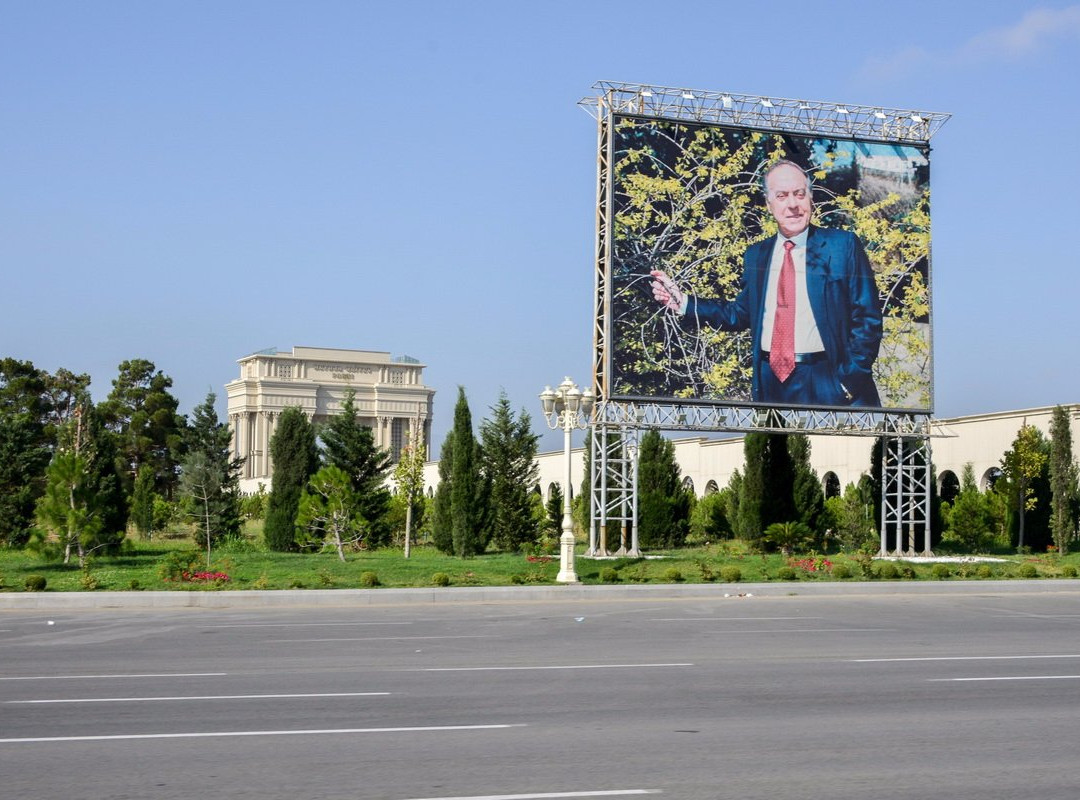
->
[540,377,595,583]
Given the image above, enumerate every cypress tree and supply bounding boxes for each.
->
[738,433,766,541]
[431,434,454,554]
[1049,406,1079,554]
[789,434,824,544]
[450,387,485,557]
[265,407,319,551]
[636,430,691,549]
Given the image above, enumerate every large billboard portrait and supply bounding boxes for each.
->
[609,114,932,412]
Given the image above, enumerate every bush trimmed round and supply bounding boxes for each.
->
[359,571,380,588]
[719,565,742,583]
[1062,565,1078,578]
[24,574,47,592]
[776,566,798,581]
[662,567,684,583]
[931,563,951,580]
[831,563,852,580]
[431,572,451,587]
[976,564,994,579]
[876,562,899,580]
[1017,563,1038,579]
[599,567,619,583]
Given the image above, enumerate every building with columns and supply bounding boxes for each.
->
[227,346,434,494]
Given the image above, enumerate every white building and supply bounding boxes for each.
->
[227,346,435,494]
[422,404,1080,504]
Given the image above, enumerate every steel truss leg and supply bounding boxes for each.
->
[880,434,933,557]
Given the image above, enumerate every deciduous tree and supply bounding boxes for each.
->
[1000,423,1049,551]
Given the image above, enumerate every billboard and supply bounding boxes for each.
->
[607,113,932,412]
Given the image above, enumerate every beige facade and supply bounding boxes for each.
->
[227,346,434,494]
[422,404,1080,503]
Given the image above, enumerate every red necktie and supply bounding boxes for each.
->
[769,240,796,383]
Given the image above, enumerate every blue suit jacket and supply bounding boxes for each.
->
[686,226,882,407]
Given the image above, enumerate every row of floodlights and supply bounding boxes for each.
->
[638,89,925,124]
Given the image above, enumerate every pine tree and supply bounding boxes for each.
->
[180,392,243,560]
[297,465,365,561]
[0,358,52,547]
[1049,406,1079,554]
[480,392,540,552]
[97,359,186,498]
[450,387,486,557]
[320,390,393,547]
[636,430,691,549]
[265,407,319,551]
[32,403,126,566]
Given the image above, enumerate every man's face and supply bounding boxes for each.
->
[765,164,812,238]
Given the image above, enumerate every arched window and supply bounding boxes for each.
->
[982,467,1003,491]
[939,470,960,504]
[822,472,841,499]
[682,476,695,496]
[704,480,719,496]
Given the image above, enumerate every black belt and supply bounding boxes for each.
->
[761,350,827,365]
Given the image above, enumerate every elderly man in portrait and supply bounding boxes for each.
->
[650,159,882,407]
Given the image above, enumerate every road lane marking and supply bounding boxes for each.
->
[418,664,693,672]
[7,692,390,704]
[928,675,1080,682]
[0,723,524,744]
[270,635,491,643]
[649,616,822,621]
[0,672,227,681]
[853,655,1080,663]
[203,621,414,628]
[400,792,660,799]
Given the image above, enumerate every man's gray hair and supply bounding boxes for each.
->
[761,159,812,196]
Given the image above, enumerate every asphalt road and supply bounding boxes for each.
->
[3,588,1080,800]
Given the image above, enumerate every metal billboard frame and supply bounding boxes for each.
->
[582,81,949,556]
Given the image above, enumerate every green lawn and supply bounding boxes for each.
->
[2,525,1078,592]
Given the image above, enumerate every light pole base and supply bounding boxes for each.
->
[557,531,578,584]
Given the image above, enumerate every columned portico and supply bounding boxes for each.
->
[227,346,435,494]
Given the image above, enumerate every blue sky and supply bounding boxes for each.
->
[3,1,1078,451]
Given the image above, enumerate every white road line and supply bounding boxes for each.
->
[270,635,491,643]
[689,628,889,634]
[7,692,391,705]
[399,791,660,799]
[649,616,822,622]
[928,675,1080,682]
[419,664,693,672]
[0,723,524,744]
[853,655,1080,663]
[0,672,227,681]
[202,621,413,628]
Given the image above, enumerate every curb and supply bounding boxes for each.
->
[3,580,1080,610]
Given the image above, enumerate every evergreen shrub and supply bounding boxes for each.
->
[432,572,451,587]
[1017,563,1038,579]
[359,571,380,588]
[719,566,742,583]
[931,563,951,580]
[24,574,46,592]
[831,564,852,579]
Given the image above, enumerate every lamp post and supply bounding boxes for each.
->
[540,377,595,584]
